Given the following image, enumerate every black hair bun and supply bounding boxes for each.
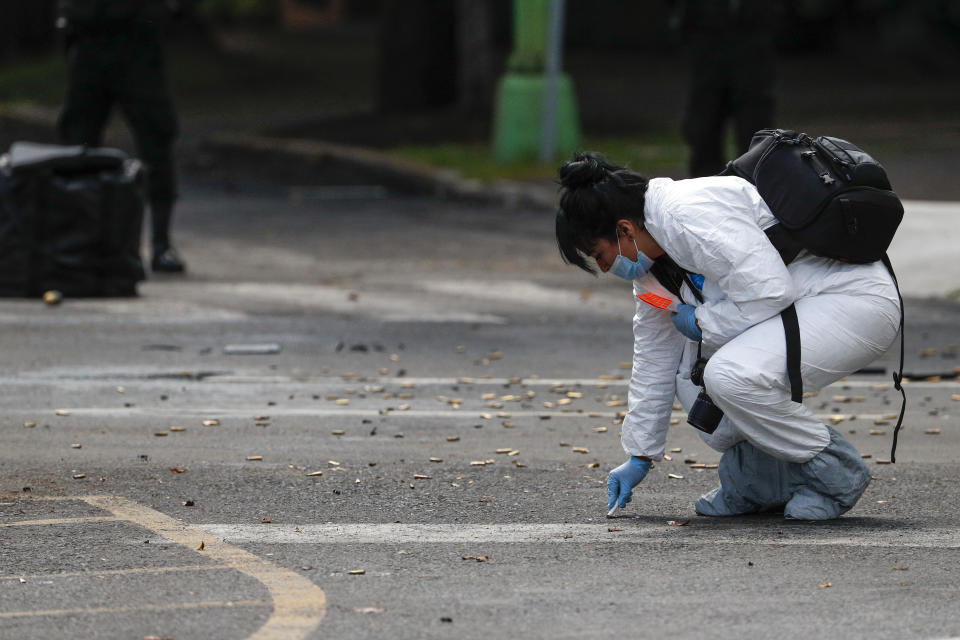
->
[558,151,609,190]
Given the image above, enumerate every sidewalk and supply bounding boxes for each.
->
[200,130,960,299]
[888,200,960,298]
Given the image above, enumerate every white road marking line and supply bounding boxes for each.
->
[0,600,270,620]
[383,312,508,324]
[27,407,912,422]
[0,516,120,528]
[194,375,952,389]
[21,407,606,419]
[199,522,960,549]
[0,565,218,581]
[203,375,621,385]
[15,374,945,389]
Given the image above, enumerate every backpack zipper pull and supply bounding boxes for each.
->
[801,150,836,186]
[813,140,854,181]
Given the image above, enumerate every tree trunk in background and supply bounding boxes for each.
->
[376,0,457,114]
[456,0,495,115]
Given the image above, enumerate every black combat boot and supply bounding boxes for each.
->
[152,246,186,273]
[150,199,186,273]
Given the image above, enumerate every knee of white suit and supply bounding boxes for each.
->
[700,346,830,463]
[702,354,783,407]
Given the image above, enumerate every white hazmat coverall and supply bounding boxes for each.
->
[623,176,901,519]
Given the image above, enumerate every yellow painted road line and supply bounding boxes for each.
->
[0,516,120,527]
[80,496,326,640]
[0,599,270,619]
[0,565,218,581]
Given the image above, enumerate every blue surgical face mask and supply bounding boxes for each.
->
[609,232,654,281]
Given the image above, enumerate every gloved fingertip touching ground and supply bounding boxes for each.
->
[607,457,652,510]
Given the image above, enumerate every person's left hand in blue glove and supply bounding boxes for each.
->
[607,456,653,511]
[671,304,702,341]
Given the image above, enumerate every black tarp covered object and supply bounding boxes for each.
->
[0,142,146,297]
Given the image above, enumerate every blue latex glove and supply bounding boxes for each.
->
[671,304,702,341]
[607,457,653,510]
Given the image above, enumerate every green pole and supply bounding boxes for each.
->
[509,0,549,73]
[491,0,580,164]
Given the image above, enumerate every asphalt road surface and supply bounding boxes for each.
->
[2,181,959,639]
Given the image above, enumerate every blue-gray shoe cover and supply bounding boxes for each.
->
[695,428,870,521]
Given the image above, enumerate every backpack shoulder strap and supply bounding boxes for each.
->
[764,224,804,265]
[781,304,803,403]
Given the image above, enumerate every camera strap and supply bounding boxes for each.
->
[650,255,704,304]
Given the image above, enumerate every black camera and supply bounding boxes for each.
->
[687,389,724,434]
[687,355,723,434]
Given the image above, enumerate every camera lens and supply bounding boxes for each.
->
[687,390,724,434]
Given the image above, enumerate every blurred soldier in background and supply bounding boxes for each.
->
[57,0,186,273]
[672,0,781,178]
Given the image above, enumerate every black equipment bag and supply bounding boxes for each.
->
[723,129,907,462]
[0,142,146,297]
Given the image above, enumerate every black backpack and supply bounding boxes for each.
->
[721,129,906,462]
[723,129,903,264]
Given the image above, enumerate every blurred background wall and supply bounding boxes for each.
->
[2,0,958,195]
[5,0,959,66]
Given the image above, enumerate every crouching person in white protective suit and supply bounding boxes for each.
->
[555,152,901,520]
